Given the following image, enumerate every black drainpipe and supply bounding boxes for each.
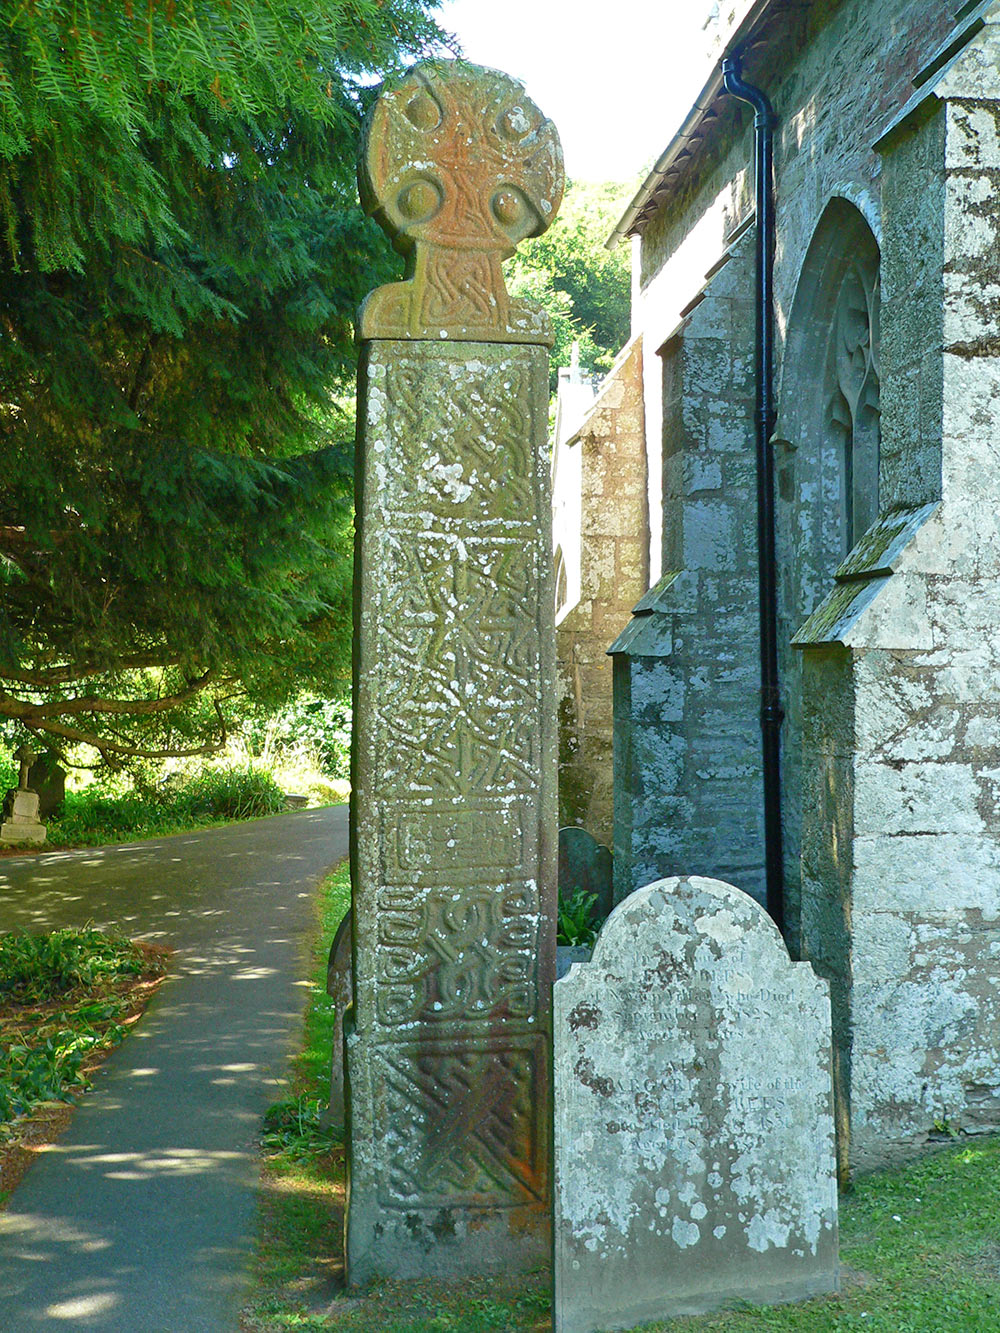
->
[721,52,785,935]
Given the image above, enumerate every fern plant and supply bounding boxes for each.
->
[557,889,600,949]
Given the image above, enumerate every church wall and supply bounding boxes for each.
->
[556,341,648,845]
[797,22,1000,1171]
[615,0,1000,1171]
[611,233,763,904]
[625,0,956,931]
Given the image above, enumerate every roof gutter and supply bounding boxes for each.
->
[606,0,786,250]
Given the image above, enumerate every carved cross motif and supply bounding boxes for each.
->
[16,743,37,790]
[358,60,564,344]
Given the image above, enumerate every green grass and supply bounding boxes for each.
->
[244,864,1000,1331]
[242,861,353,1328]
[297,861,352,1096]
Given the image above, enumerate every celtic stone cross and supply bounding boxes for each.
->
[16,744,37,790]
[358,60,563,343]
[346,60,563,1284]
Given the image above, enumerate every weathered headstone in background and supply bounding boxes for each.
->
[29,750,66,820]
[558,825,613,922]
[0,744,46,846]
[554,876,838,1333]
[346,60,564,1284]
[324,910,352,1129]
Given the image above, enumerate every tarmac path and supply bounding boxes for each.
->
[0,804,349,1332]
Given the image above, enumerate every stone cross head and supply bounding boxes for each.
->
[16,743,38,789]
[358,59,564,344]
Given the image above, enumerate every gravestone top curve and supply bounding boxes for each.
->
[358,59,564,344]
[589,873,788,974]
[559,825,614,922]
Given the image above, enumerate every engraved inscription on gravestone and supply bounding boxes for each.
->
[554,876,838,1333]
[346,60,563,1285]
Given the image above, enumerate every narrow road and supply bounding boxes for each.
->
[0,805,349,1332]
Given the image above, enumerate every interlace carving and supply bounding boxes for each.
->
[358,60,564,343]
[378,1038,546,1206]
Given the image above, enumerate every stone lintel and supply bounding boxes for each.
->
[793,503,939,648]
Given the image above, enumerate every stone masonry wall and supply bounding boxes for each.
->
[611,232,762,905]
[797,7,1000,1171]
[629,0,958,930]
[556,340,647,845]
[620,0,1000,1170]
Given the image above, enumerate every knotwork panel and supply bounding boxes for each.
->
[348,333,556,1280]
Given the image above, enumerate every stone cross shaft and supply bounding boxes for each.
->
[346,60,563,1284]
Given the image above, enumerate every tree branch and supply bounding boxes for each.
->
[0,654,186,688]
[0,670,217,721]
[20,715,226,762]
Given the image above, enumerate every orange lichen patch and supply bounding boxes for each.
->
[358,59,564,344]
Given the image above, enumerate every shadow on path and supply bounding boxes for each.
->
[0,805,349,1332]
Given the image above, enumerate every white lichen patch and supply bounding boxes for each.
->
[672,1217,701,1249]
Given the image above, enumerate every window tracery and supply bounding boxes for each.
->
[828,258,880,551]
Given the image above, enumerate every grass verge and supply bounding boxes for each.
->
[243,865,1000,1331]
[0,766,345,857]
[0,927,169,1204]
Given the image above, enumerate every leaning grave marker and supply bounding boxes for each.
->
[346,60,564,1284]
[554,876,839,1333]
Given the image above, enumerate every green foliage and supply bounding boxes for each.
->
[45,763,288,845]
[45,788,176,845]
[291,861,351,1106]
[0,928,146,1004]
[0,0,447,763]
[507,178,632,386]
[0,1,444,272]
[242,694,352,781]
[176,765,285,822]
[556,888,600,948]
[0,1028,103,1121]
[0,929,162,1126]
[262,1095,341,1161]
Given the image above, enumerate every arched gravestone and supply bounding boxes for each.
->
[554,876,838,1333]
[29,750,66,820]
[558,825,613,922]
[346,60,564,1284]
[324,910,352,1129]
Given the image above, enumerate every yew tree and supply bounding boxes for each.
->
[0,0,445,762]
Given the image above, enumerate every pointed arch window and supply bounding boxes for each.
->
[829,258,880,553]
